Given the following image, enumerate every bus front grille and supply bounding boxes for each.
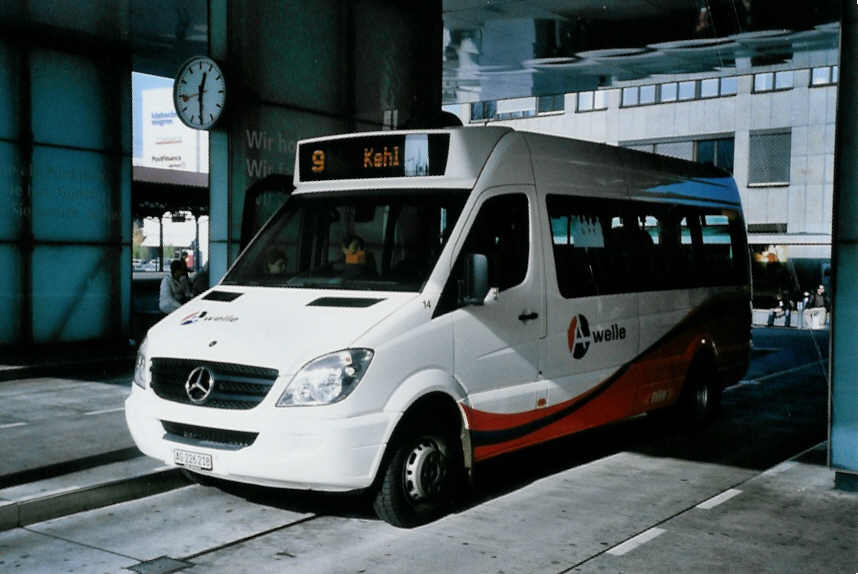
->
[150,358,279,410]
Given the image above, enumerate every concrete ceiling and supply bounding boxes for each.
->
[442,0,841,104]
[0,2,840,105]
[0,0,207,77]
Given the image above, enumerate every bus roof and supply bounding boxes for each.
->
[293,127,741,208]
[518,131,740,207]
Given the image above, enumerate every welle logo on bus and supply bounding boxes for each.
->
[568,314,627,359]
[298,133,450,182]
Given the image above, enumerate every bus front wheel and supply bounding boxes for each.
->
[372,422,461,528]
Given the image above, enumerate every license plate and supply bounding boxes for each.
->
[173,448,213,471]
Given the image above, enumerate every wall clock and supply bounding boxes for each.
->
[173,56,226,130]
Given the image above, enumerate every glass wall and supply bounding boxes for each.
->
[0,40,131,344]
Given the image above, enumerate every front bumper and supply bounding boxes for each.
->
[125,385,397,491]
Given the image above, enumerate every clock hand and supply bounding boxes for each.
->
[198,72,207,121]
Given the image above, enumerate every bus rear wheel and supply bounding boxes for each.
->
[680,357,721,427]
[373,423,461,528]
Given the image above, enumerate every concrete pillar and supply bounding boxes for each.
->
[829,1,858,484]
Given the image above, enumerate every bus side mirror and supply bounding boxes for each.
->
[462,253,490,305]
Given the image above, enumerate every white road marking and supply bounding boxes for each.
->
[760,461,797,477]
[697,488,743,510]
[83,407,125,416]
[0,422,27,429]
[606,528,666,556]
[736,361,825,386]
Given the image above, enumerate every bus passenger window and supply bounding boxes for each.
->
[546,196,603,298]
[701,213,739,285]
[679,215,699,287]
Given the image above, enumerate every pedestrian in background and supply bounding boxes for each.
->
[802,284,829,329]
[159,259,193,314]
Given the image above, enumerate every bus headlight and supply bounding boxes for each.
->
[277,349,373,407]
[133,337,151,389]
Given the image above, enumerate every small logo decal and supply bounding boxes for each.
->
[180,310,238,326]
[181,311,207,325]
[568,315,592,359]
[185,366,215,404]
[568,314,627,360]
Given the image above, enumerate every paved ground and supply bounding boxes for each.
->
[0,368,136,486]
[0,327,854,573]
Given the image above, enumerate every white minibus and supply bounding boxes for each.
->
[126,126,751,527]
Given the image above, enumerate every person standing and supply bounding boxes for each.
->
[803,284,829,329]
[159,259,194,314]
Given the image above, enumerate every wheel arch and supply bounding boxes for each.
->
[372,370,472,484]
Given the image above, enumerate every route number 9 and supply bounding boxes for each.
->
[311,150,325,173]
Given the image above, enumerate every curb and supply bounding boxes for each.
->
[0,466,188,532]
[0,355,135,383]
[0,447,143,490]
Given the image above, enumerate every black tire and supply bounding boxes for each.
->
[372,422,462,528]
[679,357,721,428]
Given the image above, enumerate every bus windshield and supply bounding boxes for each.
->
[223,190,468,292]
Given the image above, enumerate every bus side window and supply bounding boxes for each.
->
[548,211,598,298]
[728,211,750,285]
[546,195,604,298]
[639,212,665,289]
[700,212,740,285]
[605,209,655,293]
[679,214,700,288]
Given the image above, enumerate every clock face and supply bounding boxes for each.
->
[173,56,226,130]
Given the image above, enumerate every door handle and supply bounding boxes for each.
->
[518,311,539,322]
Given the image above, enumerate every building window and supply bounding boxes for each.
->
[470,101,496,121]
[639,85,656,105]
[811,65,838,86]
[654,141,694,161]
[620,77,737,108]
[576,90,607,112]
[754,71,794,93]
[749,131,791,185]
[622,87,639,107]
[494,97,536,120]
[537,94,564,114]
[774,71,794,90]
[720,76,738,96]
[700,78,719,98]
[624,136,733,172]
[753,72,773,92]
[695,137,735,173]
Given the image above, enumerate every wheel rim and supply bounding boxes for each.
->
[694,380,709,417]
[403,438,447,503]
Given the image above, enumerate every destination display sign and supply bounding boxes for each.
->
[298,133,450,182]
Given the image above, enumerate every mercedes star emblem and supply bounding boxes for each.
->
[185,366,215,404]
